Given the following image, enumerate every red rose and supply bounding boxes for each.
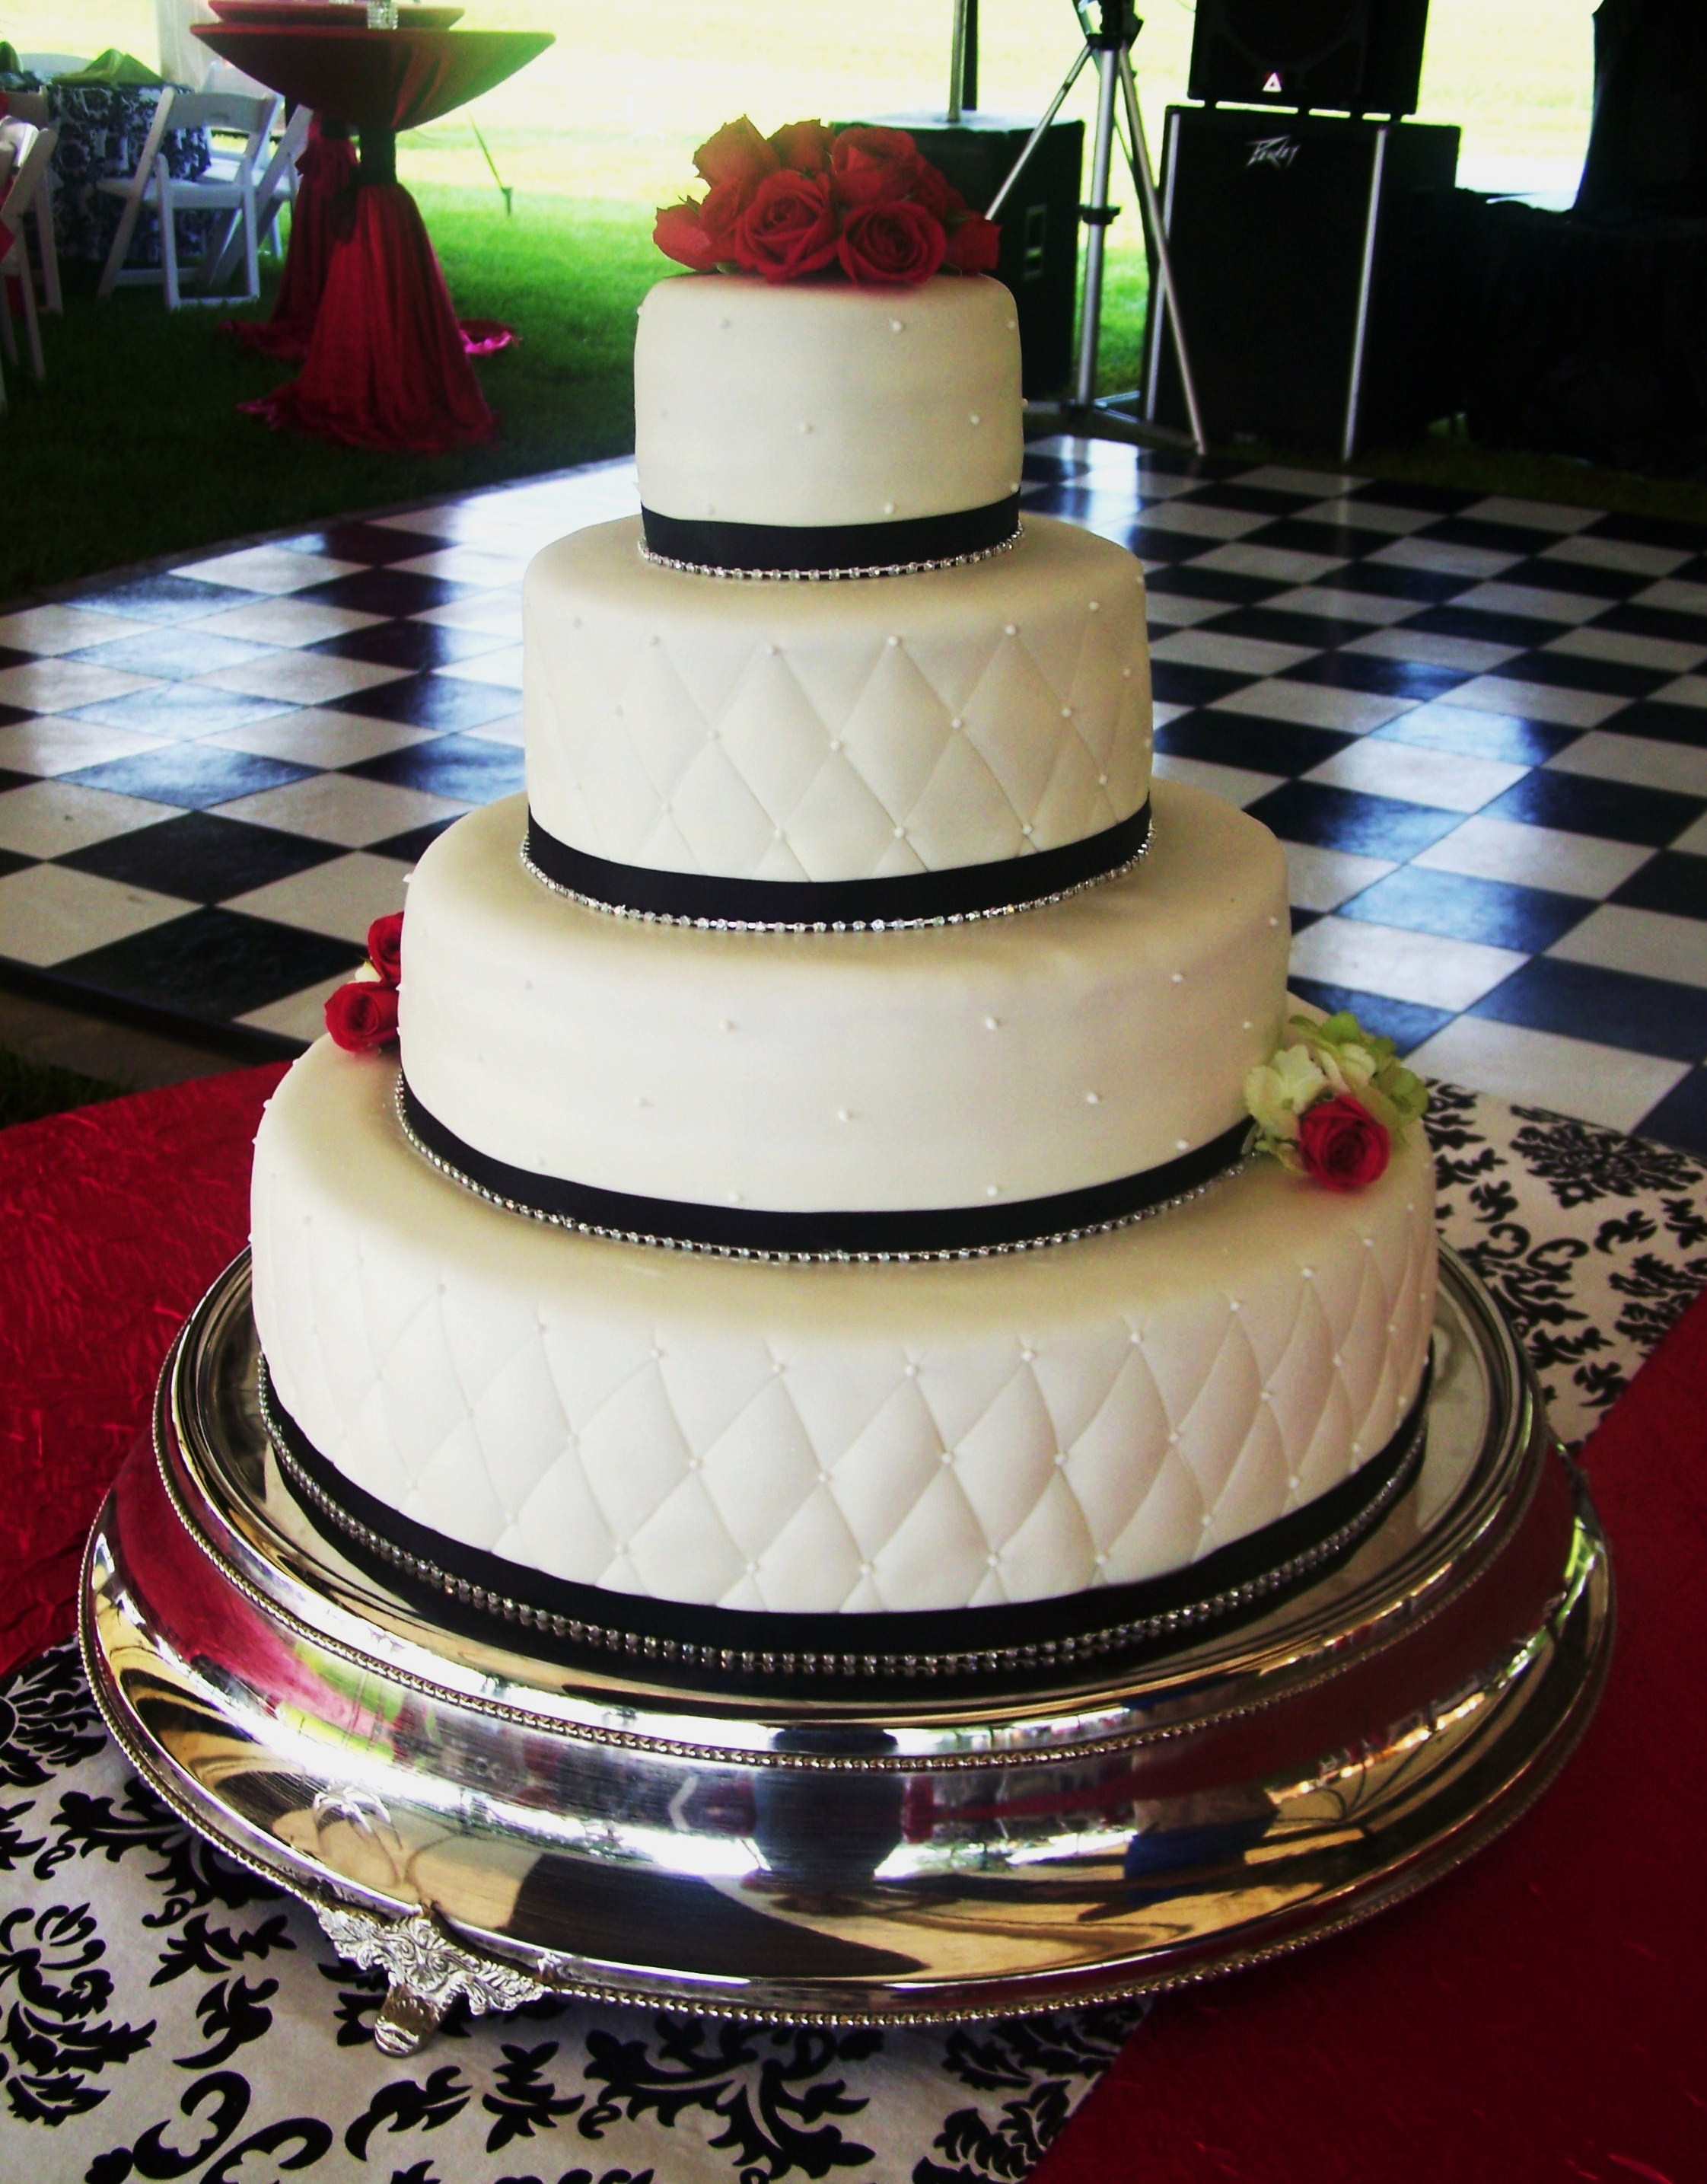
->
[324,980,400,1053]
[733,170,839,283]
[654,198,720,271]
[1297,1095,1390,1192]
[830,125,926,208]
[693,115,778,190]
[768,117,836,174]
[838,199,947,287]
[943,210,1002,274]
[366,910,404,987]
[912,163,963,219]
[701,174,766,260]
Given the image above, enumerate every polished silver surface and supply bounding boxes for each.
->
[81,1246,1611,2042]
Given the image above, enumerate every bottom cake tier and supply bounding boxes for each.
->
[253,1040,1437,1626]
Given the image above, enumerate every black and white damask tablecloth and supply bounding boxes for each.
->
[0,1087,1701,2184]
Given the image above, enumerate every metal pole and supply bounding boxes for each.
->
[1074,40,1123,409]
[986,45,1091,222]
[1341,125,1390,464]
[947,0,968,126]
[1115,47,1207,453]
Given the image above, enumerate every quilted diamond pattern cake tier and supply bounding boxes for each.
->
[251,1039,1438,1617]
[523,516,1152,882]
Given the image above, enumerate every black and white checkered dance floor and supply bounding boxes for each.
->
[0,442,1702,1155]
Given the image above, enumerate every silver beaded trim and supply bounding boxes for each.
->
[518,834,1151,933]
[637,524,1022,583]
[393,1074,1250,1265]
[258,1359,1426,1684]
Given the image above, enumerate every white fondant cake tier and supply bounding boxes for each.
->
[396,780,1289,1217]
[252,1038,1438,1616]
[635,273,1024,531]
[522,515,1151,885]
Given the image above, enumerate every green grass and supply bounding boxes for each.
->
[0,1047,123,1129]
[5,193,658,600]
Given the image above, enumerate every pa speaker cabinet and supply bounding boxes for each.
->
[1144,108,1459,457]
[853,113,1084,398]
[1188,0,1432,117]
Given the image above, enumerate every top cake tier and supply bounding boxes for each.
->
[634,272,1025,550]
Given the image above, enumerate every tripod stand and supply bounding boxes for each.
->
[976,0,1207,452]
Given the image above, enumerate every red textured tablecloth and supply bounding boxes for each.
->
[0,1070,1702,2180]
[193,25,553,134]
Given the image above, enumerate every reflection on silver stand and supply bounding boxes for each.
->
[967,0,1207,451]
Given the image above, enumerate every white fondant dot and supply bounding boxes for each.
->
[718,1019,734,1032]
[1003,623,1018,636]
[635,1095,650,1108]
[1085,1091,1100,1105]
[1021,823,1033,837]
[1021,1346,1036,1363]
[987,1552,1000,1567]
[1121,665,1132,678]
[1228,1299,1241,1312]
[984,1016,999,1030]
[798,419,813,434]
[1288,1475,1300,1492]
[904,1363,919,1377]
[941,1450,955,1466]
[1055,1451,1068,1468]
[763,641,776,655]
[727,1191,742,1204]
[893,824,906,838]
[1168,1430,1180,1445]
[889,317,903,333]
[1088,599,1100,611]
[1097,773,1108,786]
[1061,706,1073,718]
[861,1560,874,1576]
[1260,1391,1272,1404]
[1242,1019,1253,1031]
[1177,1138,1189,1151]
[745,1560,757,1576]
[828,738,842,751]
[836,1108,852,1123]
[1170,972,1184,984]
[1269,916,1279,927]
[772,826,783,840]
[1301,1266,1313,1277]
[772,1359,785,1376]
[970,413,981,426]
[986,1183,1000,1197]
[951,716,963,729]
[885,633,900,647]
[883,500,896,515]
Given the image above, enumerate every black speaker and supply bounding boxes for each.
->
[852,113,1084,398]
[1145,108,1460,454]
[1188,0,1432,118]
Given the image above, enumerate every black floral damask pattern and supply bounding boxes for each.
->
[46,84,212,266]
[0,1089,1697,2178]
[1427,1082,1706,1437]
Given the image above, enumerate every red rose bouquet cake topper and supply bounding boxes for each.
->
[654,116,1001,287]
[324,912,403,1053]
[1244,1011,1428,1192]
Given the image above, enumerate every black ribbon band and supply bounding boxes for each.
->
[639,493,1022,575]
[524,802,1151,930]
[263,1359,1431,1698]
[398,1074,1251,1261]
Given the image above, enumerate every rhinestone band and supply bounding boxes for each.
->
[259,1359,1427,1685]
[393,1074,1249,1265]
[637,526,1022,583]
[517,837,1151,934]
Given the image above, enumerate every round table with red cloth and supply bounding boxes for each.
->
[196,23,551,451]
[0,1070,1700,2179]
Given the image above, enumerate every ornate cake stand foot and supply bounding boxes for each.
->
[315,1902,551,2056]
[373,1985,446,2058]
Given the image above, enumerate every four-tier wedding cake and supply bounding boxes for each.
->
[249,128,1435,1684]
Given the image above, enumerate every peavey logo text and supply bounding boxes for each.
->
[1247,135,1301,171]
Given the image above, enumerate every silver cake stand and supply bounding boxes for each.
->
[81,1247,1611,2055]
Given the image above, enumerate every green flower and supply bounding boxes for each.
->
[1244,1009,1428,1172]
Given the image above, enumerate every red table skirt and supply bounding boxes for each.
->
[1,1068,1701,2180]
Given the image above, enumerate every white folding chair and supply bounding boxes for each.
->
[205,99,307,294]
[0,90,59,312]
[95,84,177,298]
[97,88,279,307]
[0,123,56,383]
